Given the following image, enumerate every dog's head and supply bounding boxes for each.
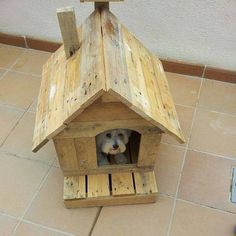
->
[96,129,131,155]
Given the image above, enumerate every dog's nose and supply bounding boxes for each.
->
[113,144,119,149]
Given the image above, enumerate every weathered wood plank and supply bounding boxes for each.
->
[57,7,80,58]
[53,138,79,172]
[64,193,157,208]
[33,10,106,152]
[134,171,158,195]
[74,137,97,170]
[112,172,135,196]
[72,101,141,122]
[87,174,110,198]
[101,9,132,104]
[64,176,86,199]
[57,120,160,138]
[138,133,161,167]
[63,165,153,176]
[63,9,106,124]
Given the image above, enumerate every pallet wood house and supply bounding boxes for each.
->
[32,0,185,208]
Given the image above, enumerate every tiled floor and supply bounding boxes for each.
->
[0,43,235,236]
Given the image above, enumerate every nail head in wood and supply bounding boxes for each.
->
[57,7,80,59]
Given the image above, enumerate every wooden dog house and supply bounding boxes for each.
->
[32,0,185,208]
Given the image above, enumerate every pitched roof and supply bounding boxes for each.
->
[32,8,185,152]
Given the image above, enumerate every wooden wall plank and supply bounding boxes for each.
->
[57,120,160,138]
[138,133,161,167]
[87,174,110,198]
[53,138,79,172]
[134,171,158,195]
[112,172,135,196]
[74,137,97,170]
[64,176,86,199]
[57,7,80,58]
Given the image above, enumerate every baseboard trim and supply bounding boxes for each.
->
[1,32,235,83]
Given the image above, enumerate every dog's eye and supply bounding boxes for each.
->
[118,133,123,138]
[106,133,111,138]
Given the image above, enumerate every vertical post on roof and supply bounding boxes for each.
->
[57,7,80,59]
[94,2,109,10]
[80,0,124,10]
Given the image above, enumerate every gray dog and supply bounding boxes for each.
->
[96,129,131,165]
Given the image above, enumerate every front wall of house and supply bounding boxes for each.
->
[53,99,162,175]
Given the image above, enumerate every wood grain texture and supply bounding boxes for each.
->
[87,174,110,198]
[138,133,161,167]
[101,9,185,144]
[65,194,157,208]
[74,137,97,170]
[54,138,79,172]
[32,10,105,152]
[64,176,86,199]
[112,172,135,196]
[33,8,184,152]
[134,171,158,195]
[64,170,157,208]
[57,7,80,58]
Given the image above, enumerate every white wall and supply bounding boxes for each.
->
[1,0,236,70]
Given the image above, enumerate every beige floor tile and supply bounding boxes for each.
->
[178,150,236,213]
[2,112,56,164]
[0,105,23,146]
[198,79,236,115]
[53,158,60,168]
[25,168,99,235]
[170,200,236,236]
[0,152,49,217]
[0,71,40,109]
[28,98,38,113]
[166,72,202,107]
[0,214,18,235]
[0,68,7,77]
[155,143,185,196]
[15,222,69,236]
[161,105,195,147]
[189,109,236,158]
[0,45,23,68]
[92,195,174,236]
[12,50,51,75]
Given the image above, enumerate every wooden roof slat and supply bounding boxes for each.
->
[32,10,105,152]
[101,9,184,143]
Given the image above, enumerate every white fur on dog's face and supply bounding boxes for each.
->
[96,129,131,155]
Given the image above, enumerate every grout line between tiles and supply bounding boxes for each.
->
[0,102,26,112]
[0,49,26,81]
[89,207,103,236]
[187,147,236,162]
[11,163,54,235]
[0,149,55,166]
[20,219,75,236]
[0,211,19,221]
[195,106,236,118]
[166,76,204,236]
[0,99,32,148]
[176,198,236,216]
[160,141,236,162]
[10,68,42,78]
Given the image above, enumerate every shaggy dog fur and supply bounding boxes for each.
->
[96,129,131,165]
